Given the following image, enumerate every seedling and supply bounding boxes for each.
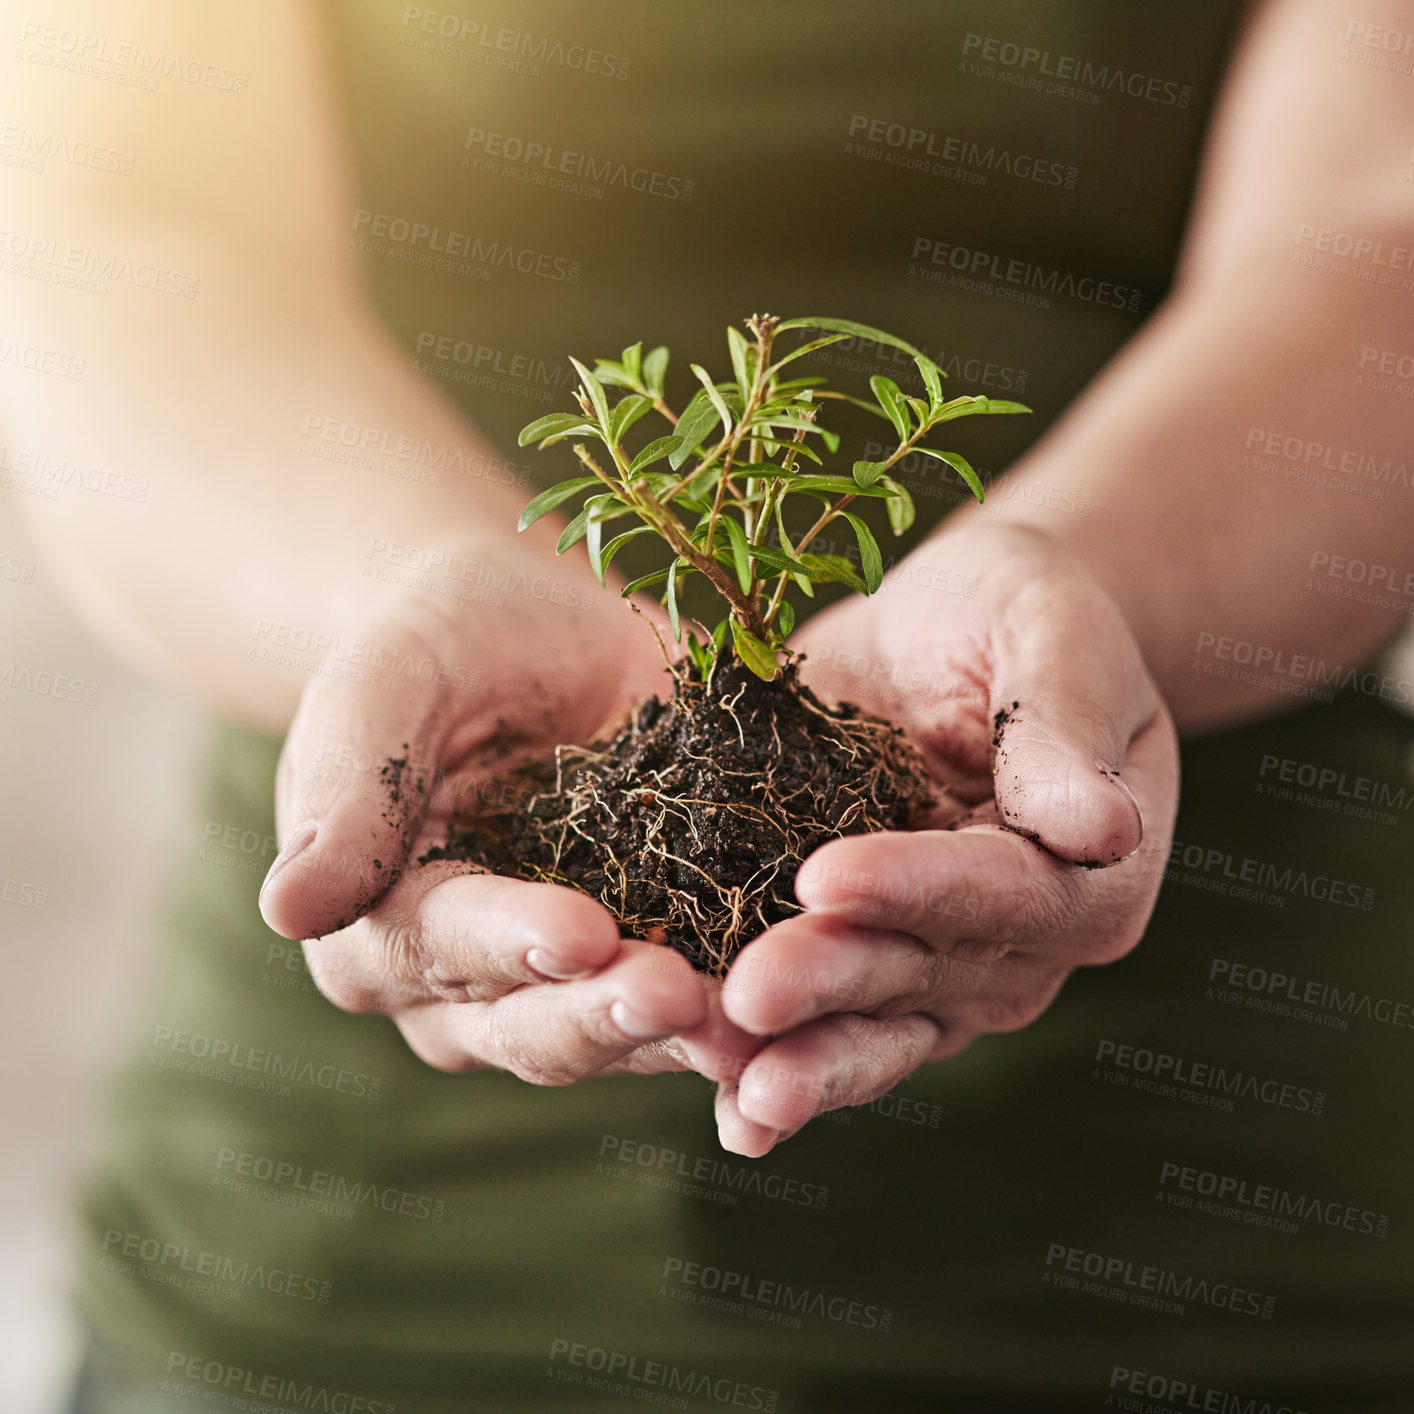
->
[425,315,1028,974]
[517,313,1027,683]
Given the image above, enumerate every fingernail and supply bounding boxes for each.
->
[260,821,317,899]
[1096,762,1144,856]
[527,946,594,981]
[610,1000,667,1041]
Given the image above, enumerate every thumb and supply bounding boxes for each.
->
[259,652,455,940]
[990,570,1153,867]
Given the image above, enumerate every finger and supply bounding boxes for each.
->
[667,974,773,1084]
[303,872,624,1013]
[735,1012,948,1134]
[417,874,623,991]
[714,1082,782,1159]
[991,570,1154,865]
[259,623,459,941]
[790,827,1077,954]
[722,911,946,1036]
[395,939,708,1084]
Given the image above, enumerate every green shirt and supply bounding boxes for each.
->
[79,5,1414,1411]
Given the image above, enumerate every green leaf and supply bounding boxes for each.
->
[517,413,598,447]
[607,393,652,444]
[842,512,883,593]
[599,526,654,577]
[767,333,849,375]
[621,342,643,383]
[628,435,681,475]
[721,515,753,593]
[929,395,1032,426]
[642,345,669,397]
[557,494,632,555]
[756,414,830,437]
[584,494,616,583]
[731,619,780,681]
[666,558,686,641]
[569,356,610,430]
[774,502,800,561]
[556,502,592,556]
[691,364,734,437]
[798,553,867,593]
[685,630,708,677]
[793,572,816,597]
[726,326,754,401]
[914,354,944,406]
[517,475,600,532]
[760,439,823,465]
[918,448,986,502]
[620,566,671,597]
[742,544,804,576]
[593,359,634,388]
[777,599,796,636]
[870,375,911,441]
[783,475,893,498]
[853,459,886,489]
[776,317,929,365]
[880,475,916,535]
[668,391,721,471]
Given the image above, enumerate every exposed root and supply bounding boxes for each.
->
[422,658,933,976]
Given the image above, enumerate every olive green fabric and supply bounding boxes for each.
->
[73,3,1414,1410]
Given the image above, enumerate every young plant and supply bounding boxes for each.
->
[517,314,1029,681]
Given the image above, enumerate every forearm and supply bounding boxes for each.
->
[0,254,569,731]
[970,0,1414,732]
[979,266,1414,731]
[0,0,591,731]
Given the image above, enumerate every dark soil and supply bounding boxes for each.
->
[422,655,933,976]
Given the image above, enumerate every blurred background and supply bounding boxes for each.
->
[0,498,203,1412]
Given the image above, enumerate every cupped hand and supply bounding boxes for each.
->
[257,544,758,1087]
[713,519,1179,1155]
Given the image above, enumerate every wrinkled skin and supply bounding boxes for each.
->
[258,558,761,1089]
[260,522,1177,1159]
[712,520,1178,1155]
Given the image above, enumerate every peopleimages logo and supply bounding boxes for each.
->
[547,1339,778,1411]
[845,113,1077,189]
[463,127,694,202]
[1044,1243,1275,1319]
[1166,834,1376,910]
[1108,1365,1307,1414]
[597,1134,828,1210]
[960,33,1192,106]
[1094,1038,1326,1116]
[1157,1157,1390,1239]
[910,235,1142,311]
[350,209,581,283]
[164,1354,394,1414]
[1209,957,1414,1034]
[660,1257,892,1333]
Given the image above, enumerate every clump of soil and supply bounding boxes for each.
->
[423,655,933,976]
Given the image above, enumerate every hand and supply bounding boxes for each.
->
[257,543,757,1087]
[712,520,1180,1155]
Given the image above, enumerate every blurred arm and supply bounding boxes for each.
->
[0,0,564,731]
[978,0,1414,731]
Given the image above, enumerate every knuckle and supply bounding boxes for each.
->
[398,1019,481,1074]
[485,1010,594,1087]
[979,981,1058,1034]
[508,1057,581,1087]
[314,976,387,1015]
[304,946,386,1015]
